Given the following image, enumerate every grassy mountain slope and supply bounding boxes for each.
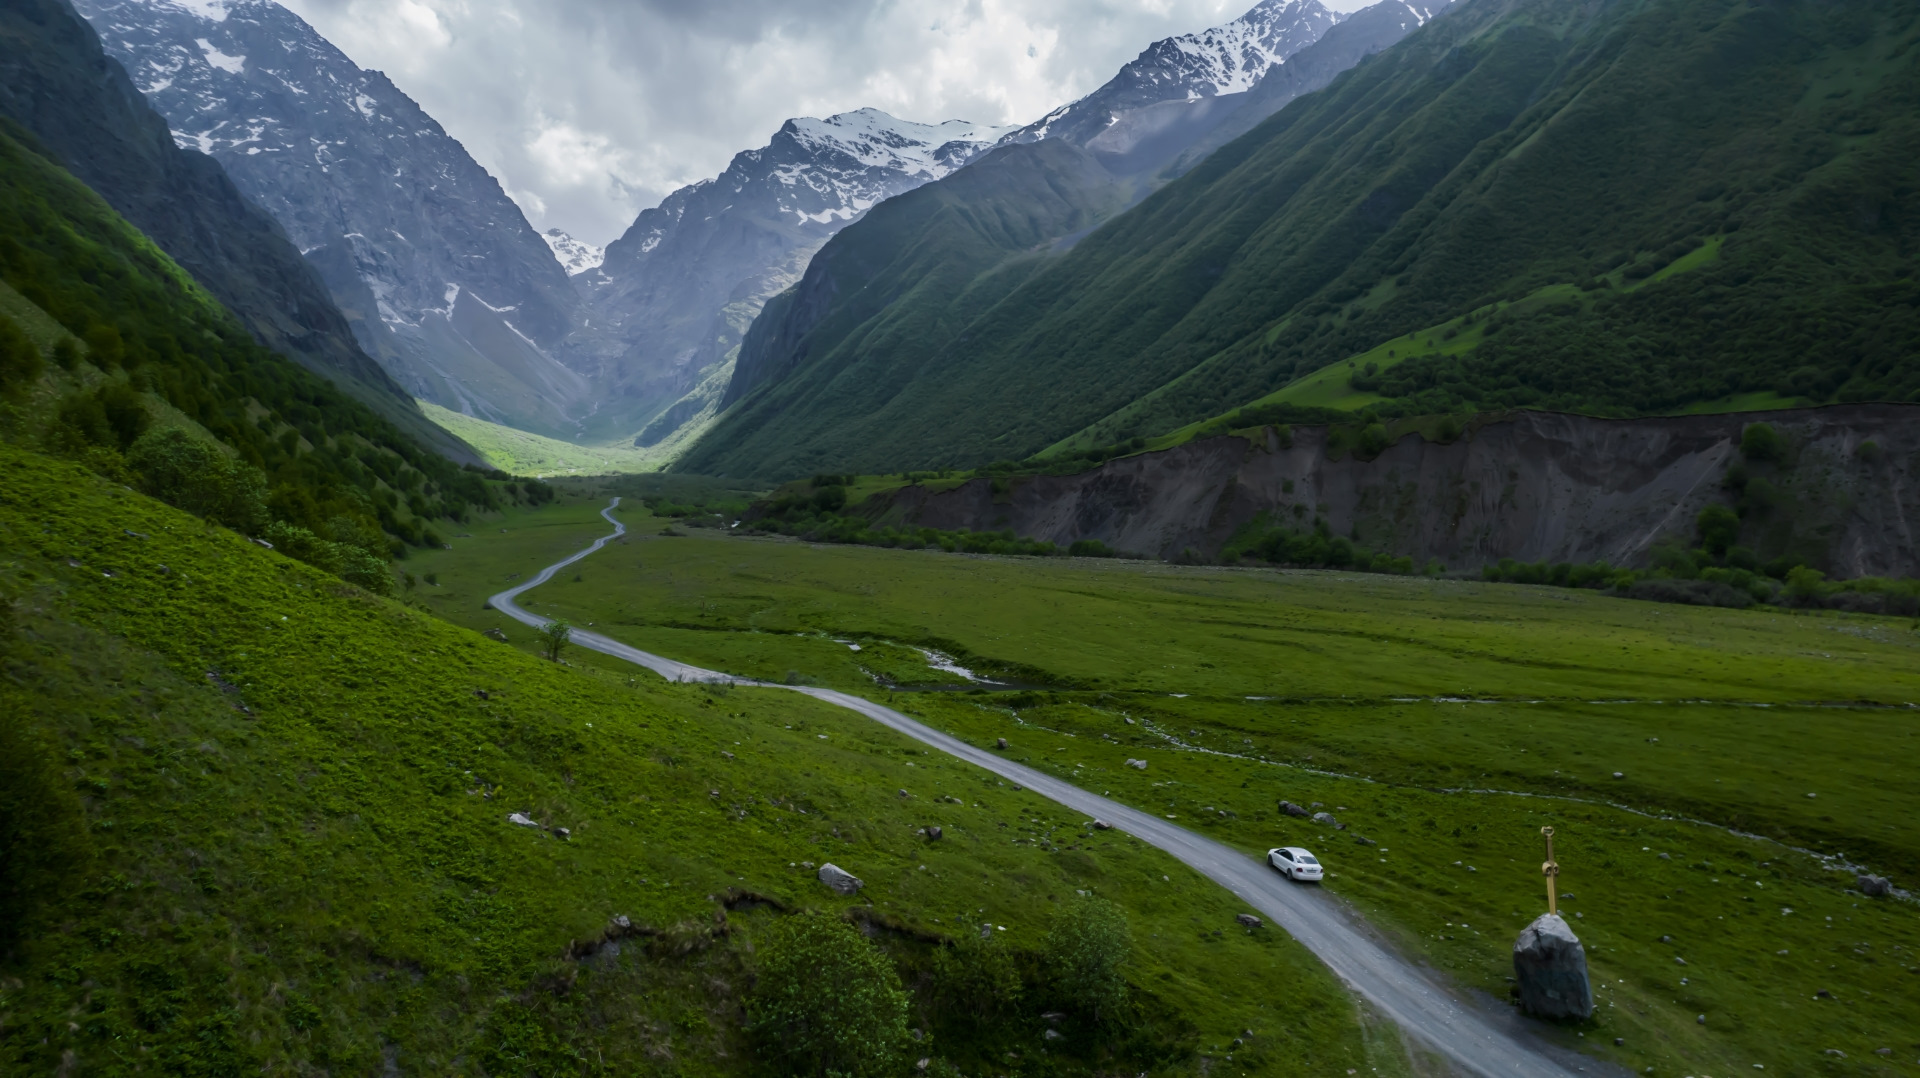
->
[712,139,1129,420]
[0,444,1396,1075]
[684,0,1919,480]
[0,120,521,568]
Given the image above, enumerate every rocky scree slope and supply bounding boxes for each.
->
[690,0,1919,480]
[684,0,1447,479]
[865,405,1920,576]
[0,0,471,462]
[75,0,590,440]
[574,109,1011,447]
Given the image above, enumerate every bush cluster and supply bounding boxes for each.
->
[1222,517,1434,576]
[749,897,1137,1077]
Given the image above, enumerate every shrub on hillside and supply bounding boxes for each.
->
[748,913,910,1078]
[263,521,393,596]
[1042,894,1131,1024]
[52,382,149,452]
[0,313,42,392]
[931,931,1024,1026]
[1740,422,1783,463]
[0,651,92,947]
[127,427,267,533]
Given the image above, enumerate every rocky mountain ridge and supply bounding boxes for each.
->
[1006,0,1340,150]
[571,109,1013,445]
[75,0,593,438]
[0,0,474,462]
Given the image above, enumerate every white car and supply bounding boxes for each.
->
[1268,846,1324,882]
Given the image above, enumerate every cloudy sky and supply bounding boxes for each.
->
[276,0,1373,246]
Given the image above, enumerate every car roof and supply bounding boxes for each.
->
[1273,846,1316,856]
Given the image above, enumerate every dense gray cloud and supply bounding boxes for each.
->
[275,0,1370,244]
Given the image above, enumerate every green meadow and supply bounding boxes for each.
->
[0,446,1437,1076]
[407,488,1920,1076]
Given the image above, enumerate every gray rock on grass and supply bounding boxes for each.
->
[1513,913,1594,1019]
[483,628,509,642]
[1236,914,1262,928]
[818,863,863,895]
[1857,874,1892,897]
[1279,800,1310,818]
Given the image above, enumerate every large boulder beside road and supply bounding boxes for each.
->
[1513,913,1594,1019]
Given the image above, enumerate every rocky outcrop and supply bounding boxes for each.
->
[870,406,1920,578]
[1512,913,1593,1019]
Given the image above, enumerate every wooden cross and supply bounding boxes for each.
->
[1541,826,1561,915]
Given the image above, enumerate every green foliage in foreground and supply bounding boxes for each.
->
[0,444,1391,1075]
[412,498,1920,1074]
[749,914,912,1077]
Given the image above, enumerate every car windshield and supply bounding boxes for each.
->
[1296,854,1319,865]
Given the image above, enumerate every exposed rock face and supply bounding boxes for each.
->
[817,862,863,896]
[870,405,1920,578]
[1857,874,1892,897]
[0,0,471,462]
[1512,913,1594,1019]
[578,109,1011,443]
[74,0,588,438]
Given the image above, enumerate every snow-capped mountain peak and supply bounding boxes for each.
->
[785,109,1015,178]
[542,228,605,276]
[1008,0,1339,147]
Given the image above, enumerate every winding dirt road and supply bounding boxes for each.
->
[489,499,1597,1077]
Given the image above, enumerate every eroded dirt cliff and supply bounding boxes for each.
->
[871,406,1920,576]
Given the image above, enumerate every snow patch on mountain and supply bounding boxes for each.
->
[787,110,1013,178]
[163,0,230,20]
[543,229,605,275]
[1003,0,1338,149]
[765,108,1012,227]
[194,37,244,73]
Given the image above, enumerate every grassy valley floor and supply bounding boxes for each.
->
[404,489,1920,1077]
[0,445,1429,1076]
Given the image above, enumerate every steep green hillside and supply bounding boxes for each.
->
[0,444,1401,1075]
[0,121,521,578]
[711,139,1128,452]
[683,0,1920,480]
